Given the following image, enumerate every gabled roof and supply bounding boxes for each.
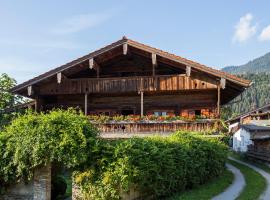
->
[11,36,251,93]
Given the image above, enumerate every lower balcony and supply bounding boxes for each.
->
[89,115,220,139]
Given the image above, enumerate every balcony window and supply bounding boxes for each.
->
[154,111,167,116]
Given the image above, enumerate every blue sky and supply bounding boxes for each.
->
[0,0,270,83]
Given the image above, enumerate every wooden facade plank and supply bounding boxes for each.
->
[38,75,218,95]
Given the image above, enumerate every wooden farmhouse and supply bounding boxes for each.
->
[226,104,270,125]
[11,37,251,135]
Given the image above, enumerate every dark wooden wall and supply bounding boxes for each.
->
[41,90,217,117]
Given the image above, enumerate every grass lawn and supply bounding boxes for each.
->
[168,169,234,200]
[228,159,267,200]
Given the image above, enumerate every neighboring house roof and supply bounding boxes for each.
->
[226,103,270,123]
[10,36,251,94]
[240,124,270,132]
[249,120,270,126]
[0,101,35,114]
[241,124,270,140]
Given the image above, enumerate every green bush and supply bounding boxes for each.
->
[74,131,228,199]
[0,108,98,187]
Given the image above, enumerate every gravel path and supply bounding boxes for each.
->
[229,157,270,200]
[212,163,245,200]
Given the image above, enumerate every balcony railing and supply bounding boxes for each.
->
[40,74,217,95]
[93,119,220,138]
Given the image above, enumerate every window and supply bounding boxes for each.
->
[154,111,167,116]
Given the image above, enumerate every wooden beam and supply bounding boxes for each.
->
[123,43,128,55]
[89,58,100,78]
[217,84,221,118]
[140,91,144,117]
[152,53,157,76]
[57,72,62,84]
[35,99,38,112]
[186,66,191,77]
[84,93,88,115]
[27,85,33,96]
[89,58,94,69]
[220,78,226,89]
[34,98,43,112]
[89,58,100,70]
[152,53,157,66]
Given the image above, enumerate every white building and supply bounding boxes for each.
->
[233,125,252,152]
[233,124,270,152]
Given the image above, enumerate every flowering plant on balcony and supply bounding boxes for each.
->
[126,114,141,122]
[88,115,110,123]
[88,114,207,123]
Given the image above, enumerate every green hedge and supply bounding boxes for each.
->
[74,131,228,199]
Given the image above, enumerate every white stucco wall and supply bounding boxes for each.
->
[233,128,253,152]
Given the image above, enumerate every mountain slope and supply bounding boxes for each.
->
[221,52,270,119]
[222,52,270,74]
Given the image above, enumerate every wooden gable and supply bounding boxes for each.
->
[11,36,251,105]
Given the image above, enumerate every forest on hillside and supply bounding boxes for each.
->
[222,52,270,120]
[223,73,270,119]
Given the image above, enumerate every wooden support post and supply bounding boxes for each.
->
[217,84,221,118]
[35,99,38,112]
[97,66,100,78]
[84,93,88,115]
[35,98,42,112]
[140,91,144,118]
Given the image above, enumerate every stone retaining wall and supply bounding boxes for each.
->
[0,164,51,200]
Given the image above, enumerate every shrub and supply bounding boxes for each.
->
[0,108,98,187]
[74,131,228,199]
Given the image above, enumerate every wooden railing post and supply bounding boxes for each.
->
[84,93,88,115]
[217,84,221,118]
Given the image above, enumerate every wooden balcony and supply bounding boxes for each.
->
[39,74,217,95]
[95,119,220,139]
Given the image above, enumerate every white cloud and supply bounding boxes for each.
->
[51,13,111,35]
[233,13,257,43]
[258,25,270,41]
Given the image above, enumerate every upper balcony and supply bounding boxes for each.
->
[39,74,218,95]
